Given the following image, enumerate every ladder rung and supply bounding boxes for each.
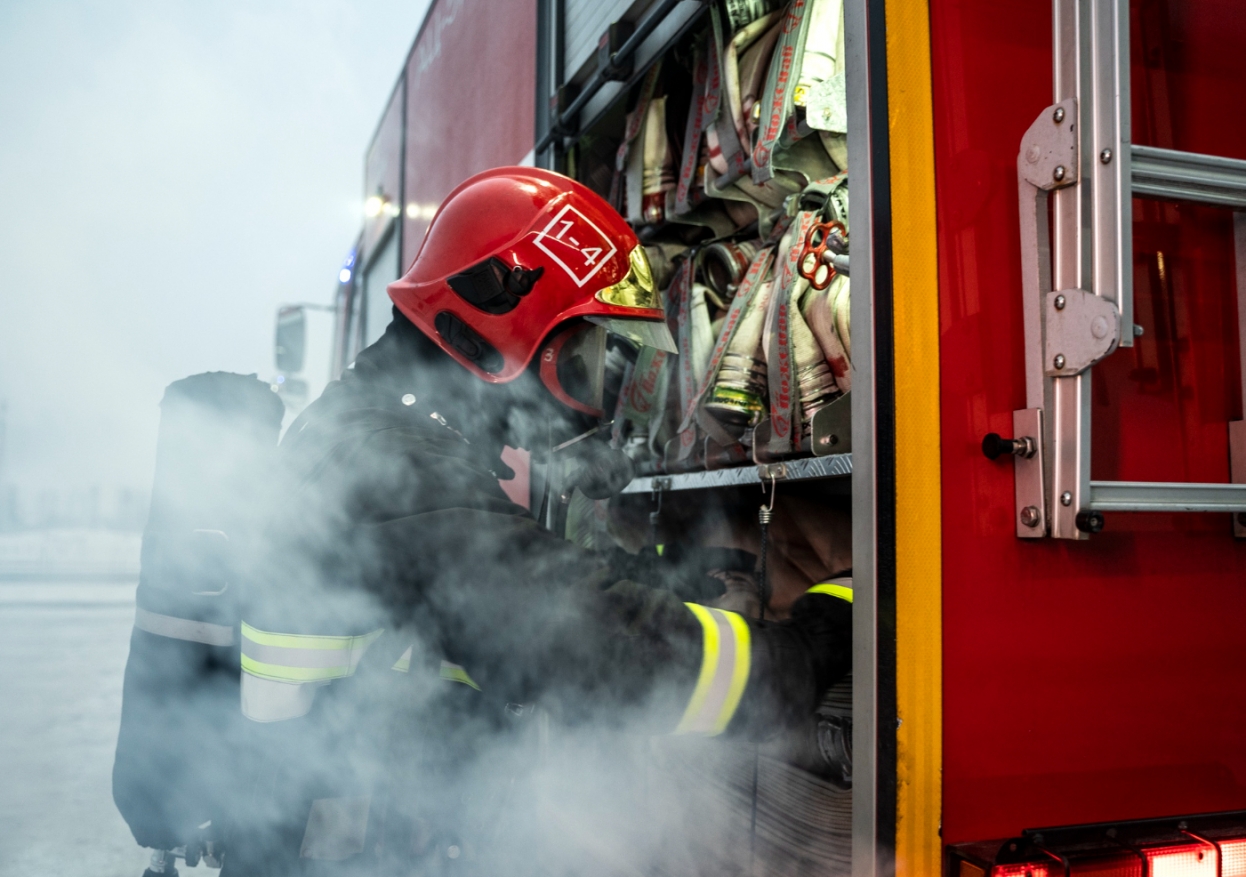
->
[1089,480,1246,512]
[1131,144,1246,209]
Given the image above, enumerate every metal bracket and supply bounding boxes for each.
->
[596,20,635,81]
[812,392,852,455]
[1013,409,1047,537]
[1018,98,1079,191]
[1044,289,1120,375]
[1017,100,1081,411]
[757,462,789,482]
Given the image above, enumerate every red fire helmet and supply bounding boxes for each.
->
[388,167,676,413]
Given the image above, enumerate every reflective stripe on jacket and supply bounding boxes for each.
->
[390,646,482,691]
[134,606,235,646]
[240,623,383,683]
[674,603,751,736]
[239,623,383,723]
[807,579,853,603]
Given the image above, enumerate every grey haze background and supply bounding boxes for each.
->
[0,0,432,524]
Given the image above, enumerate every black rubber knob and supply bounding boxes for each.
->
[1075,511,1105,534]
[981,433,1018,460]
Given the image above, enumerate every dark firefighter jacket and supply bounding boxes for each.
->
[225,313,708,874]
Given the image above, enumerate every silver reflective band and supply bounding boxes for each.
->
[675,604,751,736]
[240,673,324,723]
[300,796,370,860]
[391,645,413,672]
[240,623,382,683]
[134,607,235,647]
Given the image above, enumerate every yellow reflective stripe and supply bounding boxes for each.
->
[807,583,854,603]
[391,651,479,689]
[240,623,383,684]
[439,661,481,691]
[675,603,751,736]
[241,622,380,651]
[241,655,353,682]
[677,603,720,732]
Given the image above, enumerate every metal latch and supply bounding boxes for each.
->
[1018,98,1078,192]
[1044,289,1120,376]
[757,462,788,482]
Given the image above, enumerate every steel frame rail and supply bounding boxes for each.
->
[1014,0,1246,538]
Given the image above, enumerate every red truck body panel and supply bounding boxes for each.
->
[932,0,1246,843]
[401,0,537,273]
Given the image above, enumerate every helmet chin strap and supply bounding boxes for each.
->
[494,367,598,455]
[536,325,607,418]
[550,420,614,453]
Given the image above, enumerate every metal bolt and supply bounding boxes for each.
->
[1054,294,1066,310]
[1133,323,1145,337]
[447,845,461,859]
[401,393,416,406]
[1053,165,1066,182]
[1100,147,1113,164]
[1053,353,1066,369]
[1061,491,1073,506]
[1020,506,1041,528]
[1053,106,1066,123]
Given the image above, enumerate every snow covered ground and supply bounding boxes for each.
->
[0,529,142,580]
[0,579,216,876]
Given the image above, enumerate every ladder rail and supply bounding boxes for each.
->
[1014,0,1246,538]
[1131,144,1246,209]
[1089,481,1246,513]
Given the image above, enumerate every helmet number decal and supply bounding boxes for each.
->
[533,205,618,287]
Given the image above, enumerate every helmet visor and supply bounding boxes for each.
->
[585,315,677,353]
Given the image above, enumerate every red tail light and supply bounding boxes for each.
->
[948,811,1246,877]
[1222,839,1246,877]
[1145,843,1216,877]
[1066,857,1141,877]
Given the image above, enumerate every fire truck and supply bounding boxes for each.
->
[280,0,1246,873]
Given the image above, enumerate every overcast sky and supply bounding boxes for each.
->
[0,0,430,501]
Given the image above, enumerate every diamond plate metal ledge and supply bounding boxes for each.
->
[620,453,853,494]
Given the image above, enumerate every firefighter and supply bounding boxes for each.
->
[224,167,851,876]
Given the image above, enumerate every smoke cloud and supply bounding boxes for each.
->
[0,0,429,501]
[0,5,854,876]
